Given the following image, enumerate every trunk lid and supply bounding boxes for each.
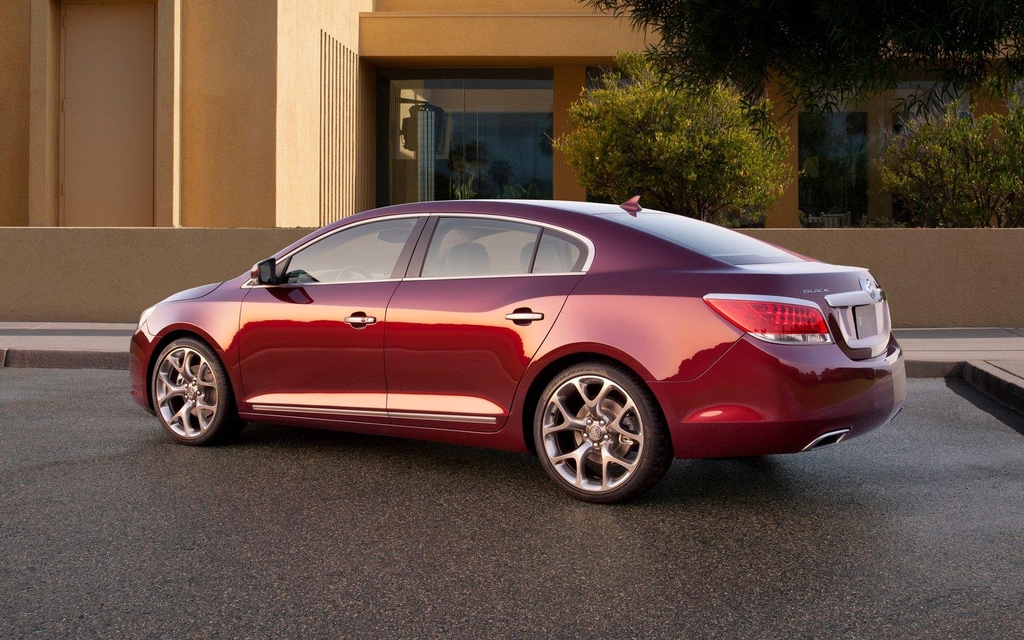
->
[737,262,892,360]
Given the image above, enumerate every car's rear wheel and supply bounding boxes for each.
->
[534,361,672,503]
[151,338,244,445]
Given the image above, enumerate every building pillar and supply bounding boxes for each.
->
[552,65,586,201]
[154,0,181,227]
[28,0,59,227]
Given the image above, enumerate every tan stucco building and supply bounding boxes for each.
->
[6,0,980,230]
[1,0,665,229]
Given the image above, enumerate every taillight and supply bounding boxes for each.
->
[704,296,832,344]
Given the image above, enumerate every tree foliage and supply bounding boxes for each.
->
[880,101,1024,227]
[589,0,1024,112]
[553,53,792,223]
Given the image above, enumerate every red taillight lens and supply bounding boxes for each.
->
[705,297,832,344]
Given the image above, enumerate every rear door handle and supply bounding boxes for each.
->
[344,313,377,327]
[505,310,544,324]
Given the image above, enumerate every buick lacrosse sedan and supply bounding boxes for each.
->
[130,199,906,502]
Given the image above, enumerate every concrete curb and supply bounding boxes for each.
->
[2,350,128,371]
[905,360,964,379]
[962,361,1024,415]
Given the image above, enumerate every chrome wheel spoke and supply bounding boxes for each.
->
[600,441,637,489]
[197,361,216,388]
[544,396,586,433]
[607,400,643,446]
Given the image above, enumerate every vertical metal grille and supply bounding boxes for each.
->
[320,31,357,226]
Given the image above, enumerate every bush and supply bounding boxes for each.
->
[553,52,793,224]
[881,102,1024,228]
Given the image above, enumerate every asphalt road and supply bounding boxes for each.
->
[2,370,1023,640]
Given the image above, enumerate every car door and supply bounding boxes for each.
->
[384,214,590,432]
[237,216,424,424]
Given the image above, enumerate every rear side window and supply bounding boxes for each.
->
[532,229,586,274]
[422,218,541,277]
[626,213,803,265]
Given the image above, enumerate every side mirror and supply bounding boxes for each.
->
[251,258,278,285]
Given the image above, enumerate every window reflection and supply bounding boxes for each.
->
[798,111,868,227]
[383,70,553,205]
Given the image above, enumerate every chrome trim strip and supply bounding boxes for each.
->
[276,214,424,264]
[411,272,583,282]
[251,403,498,425]
[251,404,388,418]
[801,428,851,452]
[703,293,828,314]
[389,411,498,425]
[824,290,875,307]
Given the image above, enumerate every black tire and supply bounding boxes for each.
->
[534,361,672,503]
[150,337,245,446]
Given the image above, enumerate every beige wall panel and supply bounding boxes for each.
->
[0,228,1021,326]
[275,0,372,227]
[360,14,648,64]
[0,228,309,322]
[0,0,31,226]
[180,0,277,227]
[62,2,155,227]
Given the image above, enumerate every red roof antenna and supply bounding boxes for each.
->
[619,195,642,215]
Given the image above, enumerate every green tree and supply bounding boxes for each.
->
[589,0,1024,112]
[880,102,1024,227]
[553,52,792,223]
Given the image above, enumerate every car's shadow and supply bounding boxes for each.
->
[220,421,826,508]
[945,376,1024,435]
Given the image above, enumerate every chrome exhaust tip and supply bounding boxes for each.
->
[802,428,851,452]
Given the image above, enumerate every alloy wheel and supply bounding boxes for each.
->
[155,346,220,439]
[541,374,645,492]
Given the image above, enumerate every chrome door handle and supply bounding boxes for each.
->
[505,311,544,323]
[344,314,377,327]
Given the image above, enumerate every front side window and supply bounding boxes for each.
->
[283,218,417,284]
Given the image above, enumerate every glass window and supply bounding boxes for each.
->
[531,230,585,274]
[381,70,553,206]
[283,218,417,284]
[798,111,868,227]
[422,218,541,278]
[622,212,802,265]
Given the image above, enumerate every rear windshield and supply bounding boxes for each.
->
[624,213,803,265]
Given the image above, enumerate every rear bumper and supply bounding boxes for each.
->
[650,335,906,459]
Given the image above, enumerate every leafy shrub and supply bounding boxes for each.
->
[881,102,1024,228]
[553,52,793,224]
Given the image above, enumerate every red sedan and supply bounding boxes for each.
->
[130,200,906,502]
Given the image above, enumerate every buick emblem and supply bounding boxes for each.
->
[861,277,882,302]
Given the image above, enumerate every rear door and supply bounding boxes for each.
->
[384,215,590,432]
[237,216,424,423]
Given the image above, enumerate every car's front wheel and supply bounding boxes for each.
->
[151,337,244,445]
[534,362,672,503]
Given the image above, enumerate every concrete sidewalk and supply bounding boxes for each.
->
[1,323,1022,414]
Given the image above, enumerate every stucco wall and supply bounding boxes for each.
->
[180,0,278,227]
[0,228,1021,326]
[0,0,31,227]
[275,0,373,227]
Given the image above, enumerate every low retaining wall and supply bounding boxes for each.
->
[0,227,1021,327]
